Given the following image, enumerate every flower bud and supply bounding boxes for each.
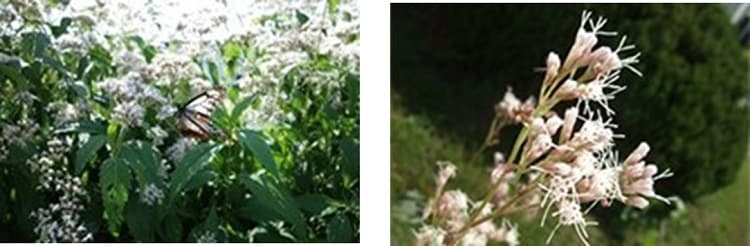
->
[624,142,650,166]
[625,196,649,209]
[545,52,561,82]
[545,114,563,136]
[559,107,578,144]
[530,117,546,137]
[555,79,580,101]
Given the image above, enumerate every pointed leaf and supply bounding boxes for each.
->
[168,143,216,205]
[100,157,130,237]
[238,172,307,240]
[125,196,155,242]
[238,130,279,177]
[230,95,255,121]
[74,134,107,174]
[327,213,353,242]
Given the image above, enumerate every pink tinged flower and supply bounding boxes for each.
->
[529,117,547,137]
[562,10,616,71]
[493,152,506,165]
[545,114,563,136]
[624,196,649,209]
[436,161,457,192]
[573,151,597,176]
[577,71,625,115]
[564,28,598,70]
[495,87,535,123]
[618,143,674,209]
[545,199,596,246]
[491,162,513,206]
[559,107,578,144]
[545,51,561,82]
[490,220,520,246]
[541,162,572,176]
[587,168,618,200]
[438,190,470,232]
[414,226,446,246]
[569,116,616,152]
[624,142,650,165]
[555,79,580,101]
[526,134,553,162]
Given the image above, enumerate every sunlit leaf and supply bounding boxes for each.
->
[100,157,130,237]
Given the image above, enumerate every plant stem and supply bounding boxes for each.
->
[469,117,503,165]
[454,126,528,243]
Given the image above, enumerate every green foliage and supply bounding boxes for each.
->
[239,130,280,177]
[0,1,359,242]
[100,157,130,237]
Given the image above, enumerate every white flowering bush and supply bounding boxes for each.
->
[0,0,358,242]
[410,11,674,246]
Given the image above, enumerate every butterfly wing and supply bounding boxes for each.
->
[178,90,225,139]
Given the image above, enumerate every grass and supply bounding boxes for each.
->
[391,93,749,245]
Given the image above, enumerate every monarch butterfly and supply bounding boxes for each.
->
[177,89,225,139]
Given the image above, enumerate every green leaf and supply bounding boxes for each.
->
[21,32,50,58]
[50,17,72,37]
[70,80,90,98]
[100,157,130,237]
[295,194,333,215]
[183,170,215,193]
[230,95,255,121]
[238,130,279,177]
[40,55,71,78]
[222,41,242,61]
[295,10,310,25]
[238,172,308,240]
[327,0,340,13]
[0,64,30,85]
[327,213,353,242]
[125,196,155,242]
[190,207,220,242]
[121,141,162,185]
[201,59,221,85]
[341,138,359,177]
[162,212,183,242]
[129,36,157,62]
[74,134,107,175]
[168,143,216,205]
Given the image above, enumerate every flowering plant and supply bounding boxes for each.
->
[0,0,359,242]
[413,10,673,246]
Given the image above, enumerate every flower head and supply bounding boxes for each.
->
[495,87,535,124]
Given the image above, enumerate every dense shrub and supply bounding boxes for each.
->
[0,0,359,242]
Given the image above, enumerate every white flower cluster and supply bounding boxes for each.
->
[146,126,168,146]
[418,10,673,246]
[149,53,202,88]
[140,183,165,206]
[166,137,195,162]
[27,137,92,243]
[0,119,39,161]
[196,230,217,243]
